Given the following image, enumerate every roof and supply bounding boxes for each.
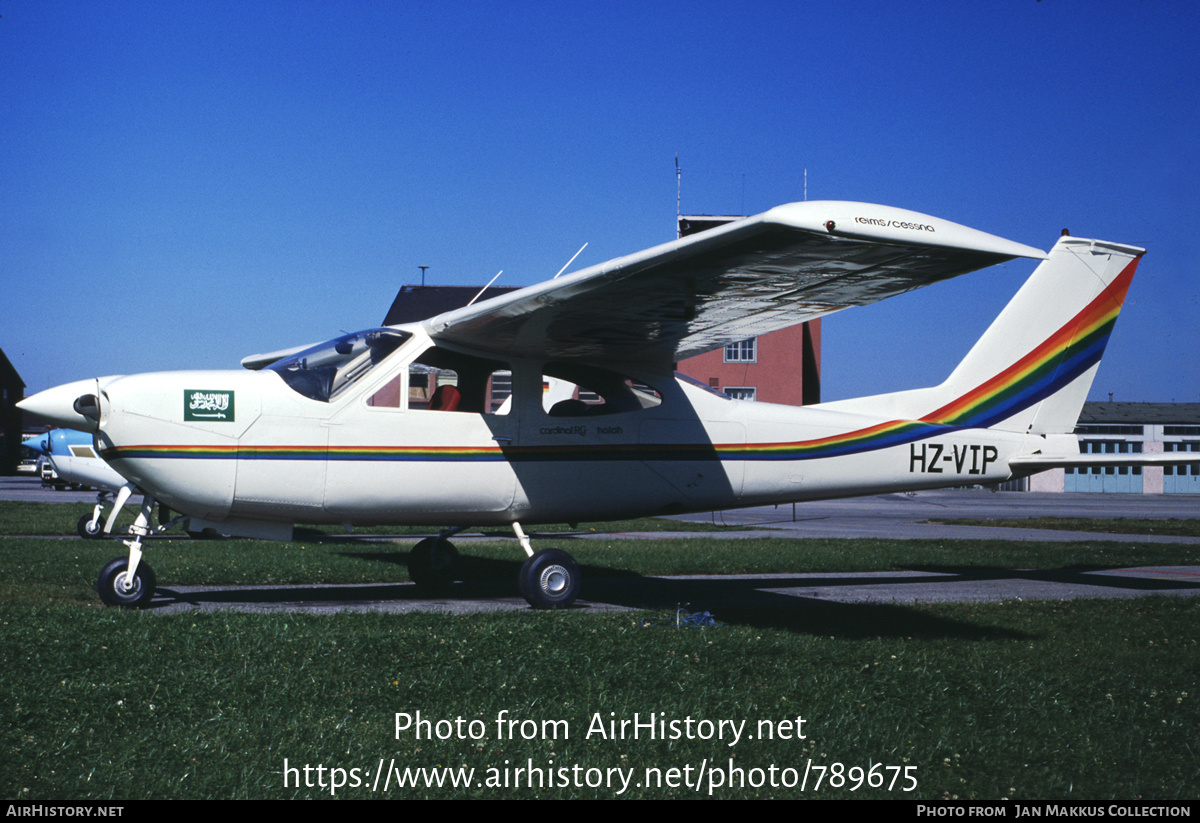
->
[0,347,24,390]
[678,215,744,238]
[1078,401,1200,426]
[382,285,520,326]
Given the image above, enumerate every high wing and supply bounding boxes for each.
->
[423,201,1047,369]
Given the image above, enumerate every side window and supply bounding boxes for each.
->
[367,374,403,408]
[408,364,461,411]
[369,347,510,414]
[541,363,662,417]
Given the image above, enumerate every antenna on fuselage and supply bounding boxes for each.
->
[418,265,429,287]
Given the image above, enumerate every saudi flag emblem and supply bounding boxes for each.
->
[184,390,235,422]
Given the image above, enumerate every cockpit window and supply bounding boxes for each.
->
[268,328,411,402]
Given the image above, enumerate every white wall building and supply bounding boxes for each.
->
[1027,402,1200,494]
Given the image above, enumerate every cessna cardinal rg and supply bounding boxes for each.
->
[20,201,1165,610]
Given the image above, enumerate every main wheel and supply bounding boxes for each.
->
[519,548,580,609]
[96,557,157,608]
[408,537,459,588]
[77,514,105,539]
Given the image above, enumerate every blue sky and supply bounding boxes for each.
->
[3,1,1197,402]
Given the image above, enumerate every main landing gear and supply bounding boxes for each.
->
[406,522,581,610]
[518,548,581,609]
[407,533,461,589]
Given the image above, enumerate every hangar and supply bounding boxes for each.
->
[1027,402,1200,495]
[0,347,26,475]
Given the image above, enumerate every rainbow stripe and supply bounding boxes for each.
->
[101,256,1137,468]
[921,256,1136,429]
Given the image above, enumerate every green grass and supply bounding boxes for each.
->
[1,501,1198,799]
[927,517,1200,538]
[2,534,1198,608]
[1,600,1196,800]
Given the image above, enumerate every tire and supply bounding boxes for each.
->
[96,557,157,608]
[408,537,459,588]
[518,548,580,609]
[77,514,105,539]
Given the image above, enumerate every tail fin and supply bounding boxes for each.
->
[818,236,1145,435]
[924,236,1144,434]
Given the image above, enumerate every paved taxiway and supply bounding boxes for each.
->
[142,565,1200,617]
[5,477,1196,614]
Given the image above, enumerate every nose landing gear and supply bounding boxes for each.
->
[77,483,138,540]
[94,496,164,609]
[96,555,157,608]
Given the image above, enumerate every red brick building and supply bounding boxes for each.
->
[676,320,820,405]
[673,215,821,405]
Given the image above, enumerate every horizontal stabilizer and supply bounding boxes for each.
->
[1010,453,1198,473]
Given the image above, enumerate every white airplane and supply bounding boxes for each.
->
[20,200,1175,610]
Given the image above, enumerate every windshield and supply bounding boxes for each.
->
[268,328,411,401]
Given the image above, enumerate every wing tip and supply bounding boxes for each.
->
[761,201,1048,261]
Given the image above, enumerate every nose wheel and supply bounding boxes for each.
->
[77,483,140,540]
[96,556,157,608]
[77,513,105,539]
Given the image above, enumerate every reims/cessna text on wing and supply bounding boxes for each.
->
[20,201,1165,610]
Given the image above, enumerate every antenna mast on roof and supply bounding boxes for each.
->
[418,265,428,287]
[675,152,681,223]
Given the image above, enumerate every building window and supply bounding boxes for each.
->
[724,387,756,401]
[1070,439,1142,476]
[724,339,756,363]
[1165,441,1200,476]
[1075,424,1144,435]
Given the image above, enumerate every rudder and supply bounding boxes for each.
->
[924,236,1145,434]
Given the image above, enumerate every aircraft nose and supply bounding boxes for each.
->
[18,379,102,433]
